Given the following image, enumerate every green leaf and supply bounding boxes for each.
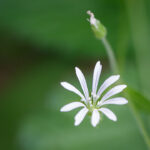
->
[125,87,150,148]
[126,87,150,113]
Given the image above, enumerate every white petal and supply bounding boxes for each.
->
[97,75,120,98]
[100,97,128,106]
[92,61,102,96]
[99,108,117,121]
[101,85,127,102]
[61,82,85,100]
[87,10,98,28]
[91,109,100,127]
[75,67,89,100]
[74,107,88,126]
[60,102,84,112]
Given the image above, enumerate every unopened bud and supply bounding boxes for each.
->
[87,10,107,39]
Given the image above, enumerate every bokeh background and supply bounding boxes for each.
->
[0,0,150,150]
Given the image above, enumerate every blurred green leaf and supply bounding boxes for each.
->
[125,87,150,148]
[126,87,150,113]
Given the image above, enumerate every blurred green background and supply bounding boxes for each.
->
[0,0,150,149]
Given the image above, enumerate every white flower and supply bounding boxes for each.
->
[60,61,128,127]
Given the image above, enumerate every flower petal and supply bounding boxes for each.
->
[91,109,100,127]
[60,102,84,112]
[75,67,89,100]
[97,75,120,98]
[92,61,102,96]
[99,108,117,121]
[74,107,88,126]
[99,97,128,106]
[61,82,85,100]
[101,85,127,102]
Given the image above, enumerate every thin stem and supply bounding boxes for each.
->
[101,37,150,150]
[101,37,118,74]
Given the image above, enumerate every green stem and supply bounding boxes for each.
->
[101,37,118,74]
[101,37,150,150]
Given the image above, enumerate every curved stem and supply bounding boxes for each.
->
[101,37,118,74]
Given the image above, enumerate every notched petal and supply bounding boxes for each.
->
[60,82,85,100]
[100,97,128,106]
[92,61,102,96]
[91,109,100,127]
[74,108,88,126]
[75,67,89,100]
[60,102,84,112]
[99,108,117,121]
[101,84,127,102]
[97,75,120,98]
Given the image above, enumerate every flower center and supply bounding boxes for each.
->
[85,94,100,112]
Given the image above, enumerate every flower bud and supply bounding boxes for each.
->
[87,10,107,39]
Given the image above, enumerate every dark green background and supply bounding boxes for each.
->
[0,0,150,149]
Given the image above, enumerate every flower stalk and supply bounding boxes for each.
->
[101,37,118,73]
